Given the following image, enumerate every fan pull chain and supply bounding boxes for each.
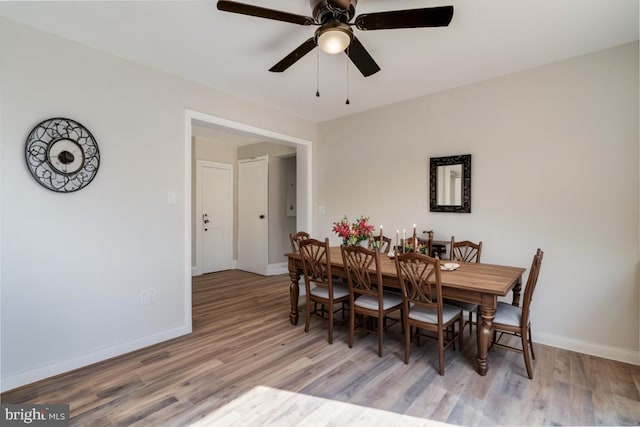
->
[316,49,320,97]
[345,47,350,105]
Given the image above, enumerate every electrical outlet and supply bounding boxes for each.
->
[140,288,156,305]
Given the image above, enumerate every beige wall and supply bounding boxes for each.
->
[316,42,639,362]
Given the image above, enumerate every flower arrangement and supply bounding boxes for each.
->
[332,215,375,246]
[404,240,428,254]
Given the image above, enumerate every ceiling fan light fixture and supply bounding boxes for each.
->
[317,25,352,54]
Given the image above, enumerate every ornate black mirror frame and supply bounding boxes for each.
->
[429,154,471,213]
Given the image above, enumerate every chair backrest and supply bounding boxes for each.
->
[394,252,443,323]
[423,230,434,256]
[341,245,384,304]
[521,249,544,327]
[450,237,482,263]
[289,231,310,252]
[369,235,392,254]
[298,238,333,295]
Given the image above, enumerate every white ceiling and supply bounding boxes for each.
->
[1,1,638,123]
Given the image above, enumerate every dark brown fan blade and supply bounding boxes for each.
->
[345,36,380,77]
[217,1,315,26]
[355,6,453,31]
[269,38,317,72]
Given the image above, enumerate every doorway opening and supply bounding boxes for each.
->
[185,109,312,279]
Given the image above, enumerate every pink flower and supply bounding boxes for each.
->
[332,215,374,245]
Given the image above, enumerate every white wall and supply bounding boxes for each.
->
[316,42,639,363]
[0,18,315,391]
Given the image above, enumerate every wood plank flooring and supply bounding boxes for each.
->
[2,270,639,426]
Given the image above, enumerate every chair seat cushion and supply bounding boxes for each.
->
[309,282,349,300]
[298,281,317,298]
[354,293,402,310]
[408,303,461,324]
[494,301,522,327]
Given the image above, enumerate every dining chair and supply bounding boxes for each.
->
[491,248,544,379]
[298,238,350,344]
[369,235,392,254]
[423,230,434,256]
[289,231,310,252]
[450,237,482,262]
[394,252,464,374]
[447,237,483,336]
[289,231,312,308]
[341,245,402,357]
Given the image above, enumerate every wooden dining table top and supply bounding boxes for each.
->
[290,246,526,298]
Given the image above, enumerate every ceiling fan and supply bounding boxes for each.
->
[217,0,454,77]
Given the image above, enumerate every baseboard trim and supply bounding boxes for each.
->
[266,262,288,276]
[191,266,200,276]
[535,332,639,365]
[1,325,192,393]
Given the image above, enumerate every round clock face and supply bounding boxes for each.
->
[25,118,100,192]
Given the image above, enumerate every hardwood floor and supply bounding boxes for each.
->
[3,270,639,426]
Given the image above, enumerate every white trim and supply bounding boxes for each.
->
[189,111,312,148]
[296,141,312,235]
[195,160,233,274]
[192,266,200,276]
[238,155,269,163]
[266,262,288,276]
[182,111,193,336]
[534,332,639,365]
[1,325,191,393]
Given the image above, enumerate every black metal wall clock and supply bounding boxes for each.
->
[25,117,100,192]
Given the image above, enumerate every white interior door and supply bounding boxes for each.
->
[197,161,232,274]
[238,156,268,275]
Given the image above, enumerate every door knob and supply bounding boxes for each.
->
[259,214,265,219]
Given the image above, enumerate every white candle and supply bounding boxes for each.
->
[403,229,406,253]
[396,230,399,250]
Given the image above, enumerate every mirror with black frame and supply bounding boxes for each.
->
[429,154,471,213]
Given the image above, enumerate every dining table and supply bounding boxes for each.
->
[286,247,526,376]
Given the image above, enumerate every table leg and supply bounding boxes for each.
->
[477,304,496,376]
[288,257,300,325]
